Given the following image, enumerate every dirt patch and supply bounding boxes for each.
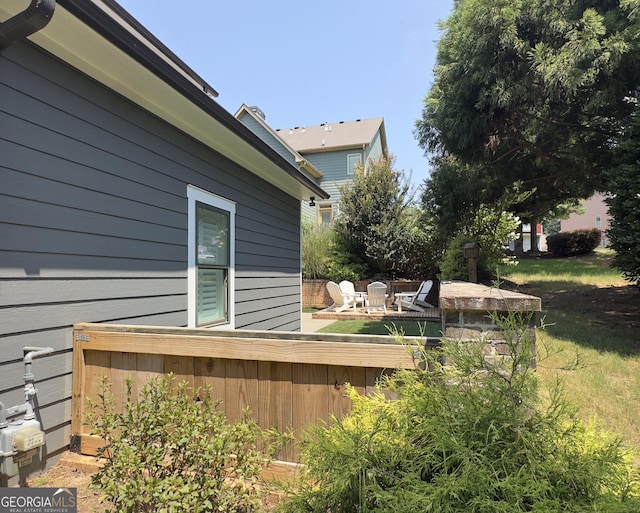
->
[24,453,104,513]
[503,281,640,330]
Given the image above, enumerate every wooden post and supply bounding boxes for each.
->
[463,242,480,283]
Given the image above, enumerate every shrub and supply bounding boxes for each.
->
[439,233,493,282]
[546,228,602,257]
[324,234,368,283]
[278,313,640,513]
[86,374,290,513]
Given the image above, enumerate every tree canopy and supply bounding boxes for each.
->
[606,100,640,284]
[416,0,640,245]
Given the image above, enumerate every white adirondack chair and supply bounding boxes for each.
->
[326,281,356,312]
[366,281,388,314]
[395,280,434,312]
[339,280,365,310]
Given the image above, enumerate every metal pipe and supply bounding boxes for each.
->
[0,0,56,51]
[23,346,54,365]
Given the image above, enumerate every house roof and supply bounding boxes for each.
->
[0,0,329,201]
[275,117,387,154]
[234,105,324,180]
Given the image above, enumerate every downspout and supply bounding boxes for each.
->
[0,0,56,52]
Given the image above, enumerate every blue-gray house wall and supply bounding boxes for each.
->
[304,148,365,220]
[0,41,302,458]
[236,113,300,170]
[366,130,384,163]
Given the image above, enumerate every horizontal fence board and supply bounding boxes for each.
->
[74,331,416,369]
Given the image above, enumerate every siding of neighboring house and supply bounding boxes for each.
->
[304,149,360,221]
[560,194,611,246]
[0,42,302,457]
[236,113,299,169]
[365,129,384,164]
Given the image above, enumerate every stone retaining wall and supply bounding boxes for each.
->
[439,280,541,359]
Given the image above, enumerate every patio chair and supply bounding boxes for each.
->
[326,281,356,312]
[395,280,434,312]
[339,280,365,310]
[366,281,388,314]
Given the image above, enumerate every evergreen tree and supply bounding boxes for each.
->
[415,0,640,255]
[606,100,640,285]
[333,156,419,278]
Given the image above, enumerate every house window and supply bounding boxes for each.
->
[595,216,601,228]
[319,204,333,225]
[188,186,235,328]
[347,153,361,175]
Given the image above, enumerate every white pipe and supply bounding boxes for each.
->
[0,401,6,429]
[22,346,53,420]
[23,346,54,364]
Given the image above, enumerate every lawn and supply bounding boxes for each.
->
[317,318,442,337]
[502,249,640,459]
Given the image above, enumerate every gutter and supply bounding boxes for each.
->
[0,0,56,52]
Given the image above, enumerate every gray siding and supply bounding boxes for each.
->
[366,130,384,163]
[0,42,302,458]
[305,149,362,213]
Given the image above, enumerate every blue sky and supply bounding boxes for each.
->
[116,0,453,187]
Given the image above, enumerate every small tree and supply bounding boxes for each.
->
[333,155,416,278]
[439,202,520,282]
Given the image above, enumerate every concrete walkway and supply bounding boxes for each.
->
[301,312,335,332]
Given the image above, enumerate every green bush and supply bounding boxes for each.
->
[324,234,368,283]
[546,229,602,257]
[86,374,290,513]
[439,233,493,282]
[278,313,640,513]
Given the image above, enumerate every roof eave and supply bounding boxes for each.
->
[5,0,328,201]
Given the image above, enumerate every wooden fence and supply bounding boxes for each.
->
[71,323,440,470]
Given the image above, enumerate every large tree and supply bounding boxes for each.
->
[416,0,640,248]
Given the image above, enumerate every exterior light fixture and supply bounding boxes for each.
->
[309,197,316,207]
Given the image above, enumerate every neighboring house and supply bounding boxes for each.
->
[234,104,324,195]
[0,0,327,463]
[276,117,388,224]
[521,223,546,252]
[560,193,611,247]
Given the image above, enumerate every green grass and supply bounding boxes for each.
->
[503,249,640,460]
[317,319,442,337]
[503,248,625,287]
